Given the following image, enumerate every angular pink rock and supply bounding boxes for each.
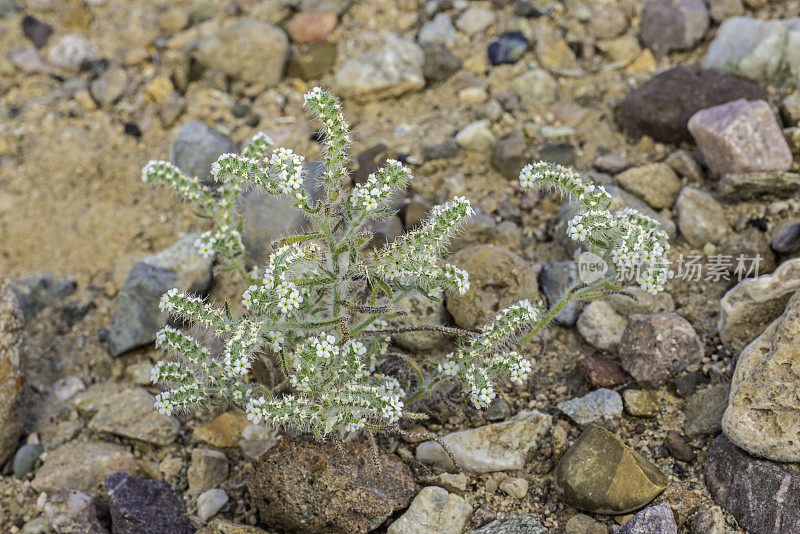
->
[688,99,792,176]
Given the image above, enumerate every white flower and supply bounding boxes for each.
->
[242,285,257,310]
[159,288,179,312]
[457,278,470,295]
[154,392,173,416]
[440,360,460,376]
[471,386,496,409]
[344,417,366,433]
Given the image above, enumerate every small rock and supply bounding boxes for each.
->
[335,33,425,100]
[89,65,129,106]
[499,477,528,499]
[620,66,768,144]
[688,99,792,176]
[195,19,289,85]
[188,448,229,495]
[576,301,627,353]
[13,443,44,478]
[616,163,680,210]
[196,520,270,534]
[722,291,800,461]
[287,11,337,44]
[664,431,695,462]
[576,354,628,388]
[0,0,21,17]
[170,121,237,184]
[717,170,800,201]
[640,0,709,58]
[618,313,703,388]
[105,472,192,534]
[416,410,552,472]
[782,93,800,126]
[249,439,417,533]
[287,42,337,80]
[422,42,462,83]
[490,136,527,180]
[158,8,189,33]
[418,13,457,47]
[665,150,703,181]
[47,34,96,71]
[455,120,497,152]
[510,68,558,107]
[44,489,109,534]
[718,257,800,345]
[623,389,659,417]
[614,503,677,534]
[555,426,667,514]
[540,261,581,326]
[387,486,471,534]
[705,435,800,533]
[193,411,250,448]
[456,7,495,35]
[594,154,629,175]
[473,514,547,534]
[771,219,800,254]
[11,273,76,321]
[606,288,675,316]
[424,140,459,161]
[565,514,607,534]
[33,441,138,494]
[83,386,179,446]
[588,6,627,39]
[446,245,539,329]
[673,371,707,399]
[557,388,623,427]
[683,384,729,437]
[487,32,528,65]
[197,489,228,521]
[690,507,727,534]
[7,46,51,74]
[391,291,448,352]
[707,0,743,22]
[536,38,581,76]
[675,187,729,248]
[0,282,26,467]
[22,15,53,48]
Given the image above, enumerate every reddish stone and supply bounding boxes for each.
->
[576,354,628,388]
[287,11,338,44]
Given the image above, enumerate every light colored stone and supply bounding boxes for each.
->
[675,187,729,248]
[616,163,681,209]
[641,0,709,58]
[33,441,138,494]
[722,291,800,461]
[418,13,457,47]
[499,477,529,499]
[456,7,495,35]
[197,489,228,521]
[387,486,471,534]
[188,448,229,495]
[718,258,800,345]
[47,34,96,71]
[416,410,552,472]
[455,120,497,152]
[702,17,789,82]
[86,387,179,446]
[557,388,623,427]
[577,300,626,352]
[0,281,26,466]
[510,69,558,107]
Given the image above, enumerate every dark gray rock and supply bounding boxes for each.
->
[641,0,709,59]
[490,136,527,180]
[620,66,768,143]
[422,42,462,82]
[683,384,729,437]
[22,15,53,48]
[705,435,800,534]
[11,274,76,321]
[771,219,800,254]
[473,513,547,533]
[13,443,44,478]
[487,32,528,65]
[170,121,237,185]
[540,261,581,326]
[424,140,459,161]
[717,171,800,201]
[614,503,677,534]
[0,0,21,18]
[105,472,192,534]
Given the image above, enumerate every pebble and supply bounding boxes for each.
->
[618,313,704,387]
[47,34,96,71]
[89,65,129,106]
[771,219,800,254]
[606,288,675,316]
[722,291,800,461]
[416,410,552,472]
[473,514,547,534]
[387,486,472,534]
[456,7,495,35]
[170,121,237,184]
[614,503,677,534]
[588,6,627,39]
[390,290,448,352]
[487,31,528,65]
[510,68,558,106]
[781,93,800,126]
[717,170,800,201]
[718,257,800,345]
[682,384,729,437]
[623,389,659,417]
[664,150,703,181]
[193,411,250,448]
[249,438,417,533]
[540,261,581,326]
[688,99,793,176]
[0,282,26,467]
[576,300,627,353]
[287,10,337,43]
[43,489,108,534]
[707,0,744,22]
[675,187,729,248]
[22,15,53,48]
[620,66,768,143]
[565,514,607,534]
[188,448,229,495]
[499,477,528,499]
[418,12,457,47]
[158,8,189,33]
[690,507,727,534]
[557,388,623,427]
[536,38,582,76]
[33,441,138,494]
[7,46,51,74]
[640,0,709,58]
[706,435,800,533]
[13,443,44,478]
[424,140,459,161]
[594,154,630,174]
[664,431,695,462]
[197,489,228,521]
[615,163,680,210]
[446,245,538,329]
[0,0,21,17]
[335,33,425,100]
[455,120,497,152]
[576,354,628,389]
[11,273,76,321]
[422,42,462,82]
[105,472,192,534]
[196,19,288,85]
[287,42,338,80]
[555,426,667,514]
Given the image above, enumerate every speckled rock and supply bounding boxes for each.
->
[446,245,539,329]
[576,354,628,388]
[717,171,800,201]
[618,313,703,387]
[623,389,660,417]
[33,441,138,494]
[555,426,668,514]
[614,503,677,534]
[683,384,730,437]
[249,439,417,533]
[188,448,229,495]
[616,163,681,209]
[387,486,471,534]
[85,386,179,446]
[718,257,800,345]
[391,290,448,351]
[722,291,800,461]
[105,472,192,534]
[47,34,96,71]
[473,514,547,533]
[675,187,729,248]
[44,489,109,534]
[557,388,623,427]
[416,410,552,472]
[0,281,26,467]
[576,300,627,352]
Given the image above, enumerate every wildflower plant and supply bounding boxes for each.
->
[142,87,670,449]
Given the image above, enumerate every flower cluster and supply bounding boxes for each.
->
[349,159,412,212]
[303,87,350,195]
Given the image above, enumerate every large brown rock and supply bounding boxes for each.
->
[0,280,26,466]
[446,245,538,329]
[620,66,768,143]
[248,438,418,533]
[33,441,139,495]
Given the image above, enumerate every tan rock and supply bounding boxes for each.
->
[193,411,250,448]
[616,163,681,209]
[33,441,138,494]
[0,281,26,466]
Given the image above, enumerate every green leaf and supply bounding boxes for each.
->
[271,232,325,248]
[192,210,214,219]
[376,278,393,300]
